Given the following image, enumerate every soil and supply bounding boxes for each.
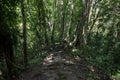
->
[19,45,111,80]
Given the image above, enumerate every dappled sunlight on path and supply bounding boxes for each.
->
[19,46,109,80]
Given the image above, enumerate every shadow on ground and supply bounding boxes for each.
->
[19,46,112,80]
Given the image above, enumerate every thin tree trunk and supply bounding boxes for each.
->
[82,0,91,46]
[51,22,55,43]
[68,0,74,42]
[74,0,92,47]
[51,0,57,44]
[60,0,65,44]
[21,0,27,67]
[75,10,85,47]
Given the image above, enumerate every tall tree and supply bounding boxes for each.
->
[68,0,75,43]
[51,0,57,44]
[75,8,85,46]
[0,0,18,79]
[21,0,28,67]
[0,27,16,80]
[60,0,66,44]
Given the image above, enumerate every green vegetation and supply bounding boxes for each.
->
[0,0,120,80]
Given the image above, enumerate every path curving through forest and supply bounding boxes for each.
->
[19,46,110,80]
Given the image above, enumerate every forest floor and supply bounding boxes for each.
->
[19,45,114,80]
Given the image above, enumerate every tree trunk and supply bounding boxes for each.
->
[0,31,16,80]
[51,22,55,43]
[68,0,74,42]
[60,0,65,44]
[4,35,15,80]
[51,0,57,44]
[21,0,27,67]
[75,10,85,47]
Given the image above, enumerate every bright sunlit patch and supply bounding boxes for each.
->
[65,60,74,64]
[43,53,54,65]
[69,42,72,46]
[72,48,78,52]
[89,66,95,72]
[44,54,53,62]
[75,56,81,61]
[0,70,2,76]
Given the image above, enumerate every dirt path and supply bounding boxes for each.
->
[19,46,106,80]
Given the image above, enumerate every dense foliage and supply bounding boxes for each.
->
[0,0,120,80]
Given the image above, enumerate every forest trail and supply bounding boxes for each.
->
[19,45,103,80]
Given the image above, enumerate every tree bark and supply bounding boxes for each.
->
[4,35,15,80]
[69,0,74,42]
[75,10,85,47]
[21,0,27,67]
[51,0,57,44]
[60,0,65,44]
[0,30,16,80]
